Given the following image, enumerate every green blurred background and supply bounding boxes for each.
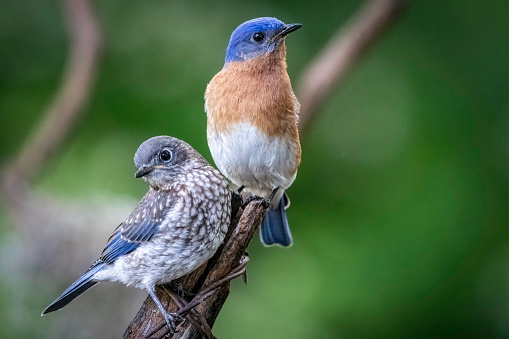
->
[1,0,508,337]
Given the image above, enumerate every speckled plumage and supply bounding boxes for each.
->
[42,136,231,330]
[205,17,301,247]
[96,170,230,289]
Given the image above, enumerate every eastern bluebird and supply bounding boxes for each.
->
[205,17,302,247]
[42,136,231,332]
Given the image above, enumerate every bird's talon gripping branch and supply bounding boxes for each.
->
[163,313,177,334]
[156,285,212,339]
[148,288,183,335]
[267,187,280,202]
[259,198,270,209]
[243,195,268,208]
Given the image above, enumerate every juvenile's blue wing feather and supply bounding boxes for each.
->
[42,189,177,315]
[42,262,105,315]
[100,190,175,264]
[100,233,141,264]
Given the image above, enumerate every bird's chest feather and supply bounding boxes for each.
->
[205,54,302,190]
[104,174,231,288]
[207,122,299,192]
[205,56,300,140]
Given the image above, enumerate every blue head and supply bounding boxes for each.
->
[225,17,302,64]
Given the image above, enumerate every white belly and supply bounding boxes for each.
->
[207,123,298,198]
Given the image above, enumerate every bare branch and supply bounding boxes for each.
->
[1,0,102,209]
[123,198,267,339]
[297,0,406,137]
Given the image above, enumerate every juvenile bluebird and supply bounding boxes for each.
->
[205,17,301,247]
[42,136,231,332]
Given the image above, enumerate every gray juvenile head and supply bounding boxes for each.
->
[134,136,209,188]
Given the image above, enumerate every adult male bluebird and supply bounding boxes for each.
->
[42,135,231,332]
[205,17,301,247]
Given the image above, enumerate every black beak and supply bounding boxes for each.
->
[135,166,154,178]
[279,23,302,37]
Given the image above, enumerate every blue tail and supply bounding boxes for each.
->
[260,194,293,247]
[42,262,105,315]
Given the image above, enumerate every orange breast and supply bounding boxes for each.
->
[206,52,301,147]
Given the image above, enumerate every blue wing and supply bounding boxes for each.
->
[42,262,104,315]
[42,189,176,315]
[100,190,175,264]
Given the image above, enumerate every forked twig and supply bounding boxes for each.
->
[147,257,249,338]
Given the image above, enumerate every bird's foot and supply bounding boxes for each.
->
[146,287,186,338]
[242,195,269,209]
[231,190,244,215]
[162,310,185,336]
[268,187,280,202]
[162,312,177,335]
[159,285,213,339]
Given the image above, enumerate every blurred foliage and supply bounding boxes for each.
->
[1,0,509,338]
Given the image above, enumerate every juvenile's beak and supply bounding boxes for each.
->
[276,23,302,39]
[135,166,154,178]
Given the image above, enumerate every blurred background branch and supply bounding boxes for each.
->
[1,0,101,212]
[297,0,406,138]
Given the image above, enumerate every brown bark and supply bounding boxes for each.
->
[297,0,406,138]
[123,196,267,339]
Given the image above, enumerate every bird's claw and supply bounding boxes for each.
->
[162,311,185,335]
[242,195,269,209]
[162,316,176,335]
[231,190,244,215]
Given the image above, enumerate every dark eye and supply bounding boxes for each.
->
[160,149,172,162]
[253,32,264,42]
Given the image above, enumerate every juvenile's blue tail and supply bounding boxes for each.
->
[42,262,105,315]
[260,194,293,247]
